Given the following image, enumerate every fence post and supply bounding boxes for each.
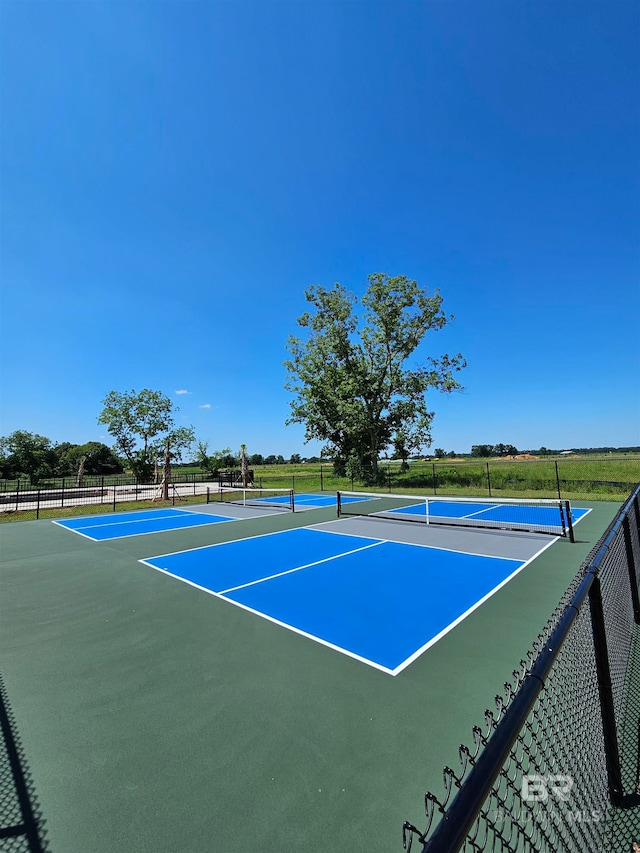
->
[388,465,392,492]
[36,490,40,520]
[555,460,561,499]
[113,486,117,512]
[588,575,624,806]
[292,475,295,491]
[320,464,324,492]
[61,478,65,508]
[15,480,19,512]
[622,516,640,623]
[432,463,437,496]
[486,462,492,497]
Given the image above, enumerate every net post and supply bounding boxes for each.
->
[290,489,295,513]
[337,491,342,518]
[425,496,430,525]
[564,500,575,542]
[622,515,640,623]
[588,575,624,806]
[206,487,210,504]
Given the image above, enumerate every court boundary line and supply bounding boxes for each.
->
[390,535,559,675]
[138,531,556,675]
[313,520,535,563]
[136,558,395,675]
[54,508,209,531]
[52,510,237,541]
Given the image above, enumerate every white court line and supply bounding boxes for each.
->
[135,559,395,675]
[138,525,560,677]
[53,512,236,541]
[143,525,308,561]
[217,540,384,594]
[391,536,559,675]
[51,520,101,542]
[61,511,194,531]
[571,507,593,525]
[313,519,529,562]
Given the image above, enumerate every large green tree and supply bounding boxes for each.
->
[0,430,57,483]
[98,389,195,483]
[284,273,466,483]
[54,441,124,477]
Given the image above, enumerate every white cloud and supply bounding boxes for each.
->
[175,389,189,395]
[199,403,212,409]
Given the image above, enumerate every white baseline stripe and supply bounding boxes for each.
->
[391,536,559,675]
[137,559,394,675]
[68,511,192,531]
[51,520,100,541]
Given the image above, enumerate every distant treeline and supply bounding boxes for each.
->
[2,426,638,486]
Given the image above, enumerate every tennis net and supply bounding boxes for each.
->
[336,490,575,539]
[207,486,295,512]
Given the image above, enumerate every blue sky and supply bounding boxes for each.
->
[1,1,639,459]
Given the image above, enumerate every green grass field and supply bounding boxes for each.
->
[0,455,637,523]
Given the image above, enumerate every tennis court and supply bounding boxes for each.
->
[53,507,236,540]
[140,523,558,674]
[0,493,616,852]
[52,492,370,540]
[336,490,590,537]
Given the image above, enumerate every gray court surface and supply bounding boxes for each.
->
[314,515,556,562]
[187,502,292,519]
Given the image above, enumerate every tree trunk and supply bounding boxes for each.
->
[76,455,86,488]
[161,440,171,501]
[241,444,249,488]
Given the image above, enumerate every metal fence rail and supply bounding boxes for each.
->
[403,483,640,853]
[0,481,215,520]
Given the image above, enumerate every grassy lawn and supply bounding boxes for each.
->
[0,455,637,523]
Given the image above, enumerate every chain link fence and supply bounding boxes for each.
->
[0,476,218,522]
[0,675,48,852]
[402,483,640,853]
[254,458,639,503]
[1,459,638,522]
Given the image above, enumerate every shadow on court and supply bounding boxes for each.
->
[0,672,48,852]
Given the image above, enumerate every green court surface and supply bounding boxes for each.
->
[0,500,619,852]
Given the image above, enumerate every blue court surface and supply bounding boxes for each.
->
[53,508,233,541]
[388,499,590,529]
[140,527,536,674]
[293,493,366,508]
